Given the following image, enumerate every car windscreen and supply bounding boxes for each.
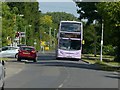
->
[2,47,9,51]
[17,44,26,47]
[20,47,34,51]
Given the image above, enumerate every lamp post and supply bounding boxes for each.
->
[49,27,52,49]
[93,20,98,57]
[0,16,2,48]
[27,24,32,45]
[25,25,32,45]
[19,14,24,17]
[18,14,24,45]
[100,20,104,62]
[54,29,56,38]
[14,14,24,45]
[54,29,56,48]
[25,26,26,45]
[29,25,32,27]
[34,39,37,49]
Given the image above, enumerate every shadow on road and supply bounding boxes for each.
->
[25,57,103,72]
[105,75,120,79]
[34,53,100,71]
[38,55,56,60]
[8,53,118,74]
[29,61,102,70]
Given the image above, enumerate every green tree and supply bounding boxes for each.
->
[83,23,100,55]
[45,12,78,36]
[2,3,16,46]
[76,2,102,56]
[97,2,120,62]
[76,2,101,24]
[6,2,40,50]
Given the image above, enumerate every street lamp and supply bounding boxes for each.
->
[29,24,32,27]
[93,20,98,57]
[25,26,27,45]
[0,16,2,48]
[19,14,24,17]
[14,14,24,45]
[25,25,32,45]
[100,20,104,62]
[54,29,56,38]
[49,27,52,49]
[34,39,37,49]
[54,29,56,48]
[26,24,32,45]
[18,14,24,45]
[44,32,46,34]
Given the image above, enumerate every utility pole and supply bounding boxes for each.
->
[49,27,52,49]
[54,29,56,49]
[25,26,26,45]
[0,16,2,48]
[100,20,104,62]
[29,24,32,45]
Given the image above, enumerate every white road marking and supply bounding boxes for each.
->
[58,83,63,88]
[57,60,70,88]
[5,68,23,79]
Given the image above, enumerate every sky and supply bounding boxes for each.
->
[38,1,79,17]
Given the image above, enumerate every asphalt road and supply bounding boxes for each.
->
[4,52,119,88]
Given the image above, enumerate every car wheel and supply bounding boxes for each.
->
[33,57,37,62]
[15,53,18,58]
[17,58,21,61]
[1,82,4,90]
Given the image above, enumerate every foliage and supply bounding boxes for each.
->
[39,15,53,36]
[103,45,115,55]
[2,2,40,50]
[76,2,120,62]
[45,12,78,34]
[2,1,80,51]
[46,12,78,24]
[2,3,16,46]
[76,2,102,24]
[82,23,101,55]
[39,12,79,50]
[3,1,119,60]
[40,15,52,27]
[97,2,120,62]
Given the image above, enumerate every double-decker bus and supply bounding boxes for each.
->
[56,21,83,60]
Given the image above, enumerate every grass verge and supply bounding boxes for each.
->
[82,54,120,72]
[0,57,14,61]
[95,61,120,71]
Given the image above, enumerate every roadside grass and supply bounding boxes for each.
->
[82,54,120,71]
[0,57,14,61]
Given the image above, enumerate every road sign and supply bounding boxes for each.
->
[20,32,25,37]
[41,41,45,46]
[45,46,49,51]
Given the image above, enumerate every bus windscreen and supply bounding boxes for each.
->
[59,39,81,50]
[61,22,81,32]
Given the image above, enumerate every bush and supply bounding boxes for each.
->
[103,45,115,55]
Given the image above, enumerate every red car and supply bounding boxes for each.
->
[17,46,37,62]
